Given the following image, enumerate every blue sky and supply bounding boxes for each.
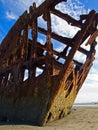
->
[0,0,98,103]
[80,0,98,11]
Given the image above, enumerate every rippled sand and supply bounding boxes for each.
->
[0,105,98,130]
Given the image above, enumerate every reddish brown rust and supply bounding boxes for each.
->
[0,0,98,126]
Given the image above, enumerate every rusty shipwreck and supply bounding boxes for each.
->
[0,0,98,126]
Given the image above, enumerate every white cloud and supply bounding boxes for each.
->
[6,12,17,20]
[50,0,89,38]
[55,0,89,19]
[75,91,98,103]
[2,0,44,21]
[51,14,80,38]
[75,79,98,103]
[87,73,98,82]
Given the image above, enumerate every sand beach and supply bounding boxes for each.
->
[0,104,98,130]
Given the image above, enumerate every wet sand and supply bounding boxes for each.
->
[0,105,98,130]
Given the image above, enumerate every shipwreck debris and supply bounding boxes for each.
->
[0,0,98,126]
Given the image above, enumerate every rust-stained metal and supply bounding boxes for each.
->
[0,0,98,126]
